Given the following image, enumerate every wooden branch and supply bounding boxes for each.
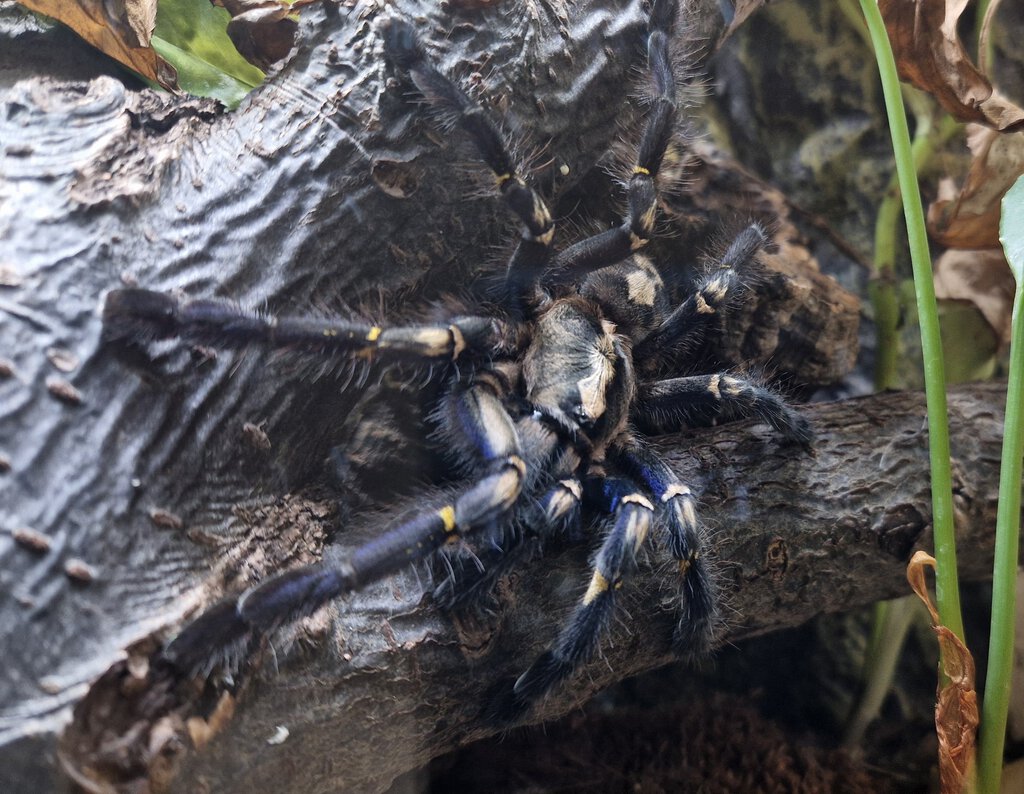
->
[49,382,1007,794]
[0,0,867,791]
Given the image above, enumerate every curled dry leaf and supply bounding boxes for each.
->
[907,551,979,794]
[929,125,1024,249]
[16,0,177,90]
[721,0,769,42]
[214,0,316,71]
[933,248,1016,345]
[879,0,1024,132]
[928,125,1022,348]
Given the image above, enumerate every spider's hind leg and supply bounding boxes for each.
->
[165,382,528,675]
[382,18,555,312]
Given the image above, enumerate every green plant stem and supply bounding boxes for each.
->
[857,1,964,647]
[870,196,901,390]
[839,0,960,393]
[843,596,920,747]
[978,278,1024,793]
[871,111,961,391]
[840,2,965,748]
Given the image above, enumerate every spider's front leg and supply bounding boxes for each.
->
[382,18,555,313]
[164,381,527,673]
[612,437,718,655]
[487,465,656,724]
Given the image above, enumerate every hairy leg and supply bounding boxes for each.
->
[165,381,526,673]
[613,436,718,656]
[103,288,508,365]
[635,371,813,444]
[486,466,656,723]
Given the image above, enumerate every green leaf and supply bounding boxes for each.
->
[155,0,266,108]
[937,301,998,384]
[151,36,255,109]
[1001,174,1024,285]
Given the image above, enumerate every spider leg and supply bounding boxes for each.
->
[103,288,508,364]
[633,223,765,375]
[433,419,583,608]
[537,475,585,535]
[635,372,813,445]
[165,382,527,673]
[432,472,585,609]
[487,467,655,723]
[612,437,717,656]
[548,0,681,281]
[382,19,554,313]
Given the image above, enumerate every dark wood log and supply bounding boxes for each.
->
[54,382,1009,794]
[1,0,867,791]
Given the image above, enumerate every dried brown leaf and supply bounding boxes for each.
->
[214,0,315,71]
[722,0,769,41]
[879,0,1024,132]
[17,0,176,90]
[122,0,156,46]
[929,125,1024,248]
[907,551,979,794]
[976,0,1003,75]
[933,248,1016,344]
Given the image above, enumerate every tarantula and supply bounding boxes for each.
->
[103,0,811,723]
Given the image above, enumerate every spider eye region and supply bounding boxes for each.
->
[524,303,619,431]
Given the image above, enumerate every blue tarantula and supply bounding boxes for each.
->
[103,0,811,723]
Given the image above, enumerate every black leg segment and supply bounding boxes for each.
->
[549,0,682,280]
[166,384,527,674]
[103,288,501,364]
[488,470,655,723]
[635,372,813,444]
[382,18,555,310]
[613,438,718,656]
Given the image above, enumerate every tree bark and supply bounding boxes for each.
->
[2,0,872,791]
[57,382,1011,794]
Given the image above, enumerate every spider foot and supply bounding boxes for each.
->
[670,574,719,661]
[102,288,180,344]
[481,676,529,726]
[482,651,573,726]
[164,564,349,676]
[163,596,254,676]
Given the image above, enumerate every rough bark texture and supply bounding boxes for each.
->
[1,0,874,791]
[58,383,1010,794]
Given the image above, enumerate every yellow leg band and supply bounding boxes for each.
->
[438,505,457,532]
[583,570,610,605]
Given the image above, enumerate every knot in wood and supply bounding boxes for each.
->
[763,536,788,581]
[872,504,926,560]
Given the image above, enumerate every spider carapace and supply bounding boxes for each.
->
[103,0,811,723]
